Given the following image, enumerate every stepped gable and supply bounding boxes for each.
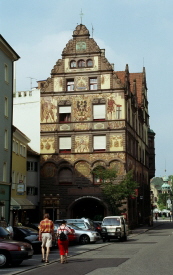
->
[62,24,101,55]
[73,24,90,37]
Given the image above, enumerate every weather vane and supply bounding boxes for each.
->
[80,9,84,24]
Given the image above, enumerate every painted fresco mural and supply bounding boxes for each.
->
[41,124,57,132]
[41,98,57,123]
[76,76,88,91]
[75,161,91,178]
[54,77,63,92]
[41,162,57,178]
[109,134,124,151]
[40,137,55,153]
[101,74,110,89]
[40,93,125,125]
[75,136,89,153]
[110,161,124,175]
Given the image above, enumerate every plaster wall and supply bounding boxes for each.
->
[13,88,40,153]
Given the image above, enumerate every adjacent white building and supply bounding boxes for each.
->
[13,88,40,153]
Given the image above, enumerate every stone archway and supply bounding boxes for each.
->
[68,196,107,221]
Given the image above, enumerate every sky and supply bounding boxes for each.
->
[1,0,173,177]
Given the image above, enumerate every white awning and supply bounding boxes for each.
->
[11,198,35,210]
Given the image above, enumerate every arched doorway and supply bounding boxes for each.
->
[70,197,106,221]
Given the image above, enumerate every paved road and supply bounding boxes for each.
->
[2,221,173,275]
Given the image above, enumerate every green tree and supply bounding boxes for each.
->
[92,167,138,215]
[157,193,168,210]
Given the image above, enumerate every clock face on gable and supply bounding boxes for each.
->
[76,41,86,51]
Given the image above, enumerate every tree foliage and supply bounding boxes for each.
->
[157,193,168,210]
[92,167,138,214]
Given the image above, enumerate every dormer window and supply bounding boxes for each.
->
[78,59,85,67]
[87,59,93,67]
[70,60,76,68]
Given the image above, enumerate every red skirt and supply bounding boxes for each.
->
[57,239,69,255]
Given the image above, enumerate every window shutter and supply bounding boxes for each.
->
[94,136,106,149]
[59,106,71,113]
[59,137,71,149]
[93,105,105,119]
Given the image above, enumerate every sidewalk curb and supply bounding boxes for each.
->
[129,222,163,238]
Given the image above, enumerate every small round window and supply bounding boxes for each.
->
[87,59,93,67]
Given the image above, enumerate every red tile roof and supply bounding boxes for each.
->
[115,71,144,106]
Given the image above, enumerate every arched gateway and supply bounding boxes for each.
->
[67,196,107,221]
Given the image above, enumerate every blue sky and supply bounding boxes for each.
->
[1,0,173,177]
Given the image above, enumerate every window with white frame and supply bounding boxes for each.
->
[116,105,122,119]
[13,140,16,152]
[16,142,19,154]
[59,137,71,153]
[78,59,85,67]
[23,146,26,157]
[12,171,15,189]
[3,162,7,182]
[4,130,8,149]
[87,59,93,67]
[67,79,74,91]
[90,78,97,90]
[4,64,9,82]
[27,187,38,195]
[4,97,8,117]
[93,135,106,152]
[27,161,38,171]
[93,104,105,121]
[20,144,23,155]
[59,106,71,123]
[70,60,76,68]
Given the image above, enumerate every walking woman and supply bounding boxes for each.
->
[57,220,72,264]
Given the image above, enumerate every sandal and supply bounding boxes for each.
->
[41,259,45,263]
[45,260,49,263]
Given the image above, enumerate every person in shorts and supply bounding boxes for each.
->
[39,213,54,263]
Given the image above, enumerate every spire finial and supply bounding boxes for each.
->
[80,9,84,24]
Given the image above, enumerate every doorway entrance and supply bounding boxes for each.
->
[70,197,105,221]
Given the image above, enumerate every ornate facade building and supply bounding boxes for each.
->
[39,24,155,227]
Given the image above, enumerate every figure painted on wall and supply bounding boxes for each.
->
[41,98,57,123]
[75,136,89,152]
[110,135,123,151]
[107,97,116,120]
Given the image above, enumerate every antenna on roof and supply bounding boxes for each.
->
[80,9,84,24]
[27,77,37,91]
[91,24,94,38]
[143,57,145,67]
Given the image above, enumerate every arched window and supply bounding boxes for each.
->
[78,59,85,67]
[70,60,76,68]
[58,168,73,184]
[92,166,105,185]
[87,59,93,67]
